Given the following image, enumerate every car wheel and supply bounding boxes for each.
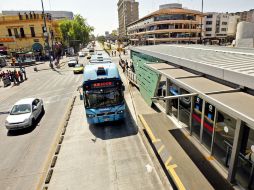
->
[31,118,36,127]
[41,106,45,114]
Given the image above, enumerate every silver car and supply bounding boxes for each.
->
[5,98,44,131]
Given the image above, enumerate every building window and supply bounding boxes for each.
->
[221,28,227,32]
[205,34,212,36]
[206,28,212,31]
[20,28,25,38]
[14,28,19,38]
[222,22,228,25]
[206,21,212,25]
[7,29,12,37]
[30,27,35,37]
[207,14,213,18]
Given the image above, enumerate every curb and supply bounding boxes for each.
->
[36,95,76,190]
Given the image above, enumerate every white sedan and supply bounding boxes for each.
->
[5,98,44,131]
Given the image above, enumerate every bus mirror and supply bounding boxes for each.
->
[80,94,83,100]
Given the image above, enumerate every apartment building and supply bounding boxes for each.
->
[127,3,204,45]
[118,0,139,37]
[203,12,240,44]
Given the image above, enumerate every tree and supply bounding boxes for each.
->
[60,14,94,51]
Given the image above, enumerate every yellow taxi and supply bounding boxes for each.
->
[73,64,84,74]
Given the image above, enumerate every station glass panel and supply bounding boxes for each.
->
[212,110,236,166]
[235,126,254,190]
[191,96,203,139]
[202,103,216,151]
[179,88,191,131]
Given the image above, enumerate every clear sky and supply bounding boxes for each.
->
[0,0,254,36]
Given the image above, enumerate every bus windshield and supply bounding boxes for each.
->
[85,88,124,109]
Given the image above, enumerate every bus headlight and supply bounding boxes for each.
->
[87,114,95,118]
[117,110,124,114]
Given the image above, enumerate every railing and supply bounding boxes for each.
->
[125,68,138,87]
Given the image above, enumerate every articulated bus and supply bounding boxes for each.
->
[81,63,125,124]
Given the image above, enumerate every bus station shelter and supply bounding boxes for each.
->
[130,45,254,190]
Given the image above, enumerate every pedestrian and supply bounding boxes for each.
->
[114,50,116,57]
[125,60,129,68]
[14,70,20,84]
[18,70,23,82]
[21,67,27,80]
[111,51,114,57]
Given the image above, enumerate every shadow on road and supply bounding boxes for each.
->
[7,111,45,136]
[0,111,10,115]
[89,107,138,140]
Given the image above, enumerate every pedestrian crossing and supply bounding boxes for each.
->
[0,71,83,113]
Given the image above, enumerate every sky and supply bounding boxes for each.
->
[0,0,254,36]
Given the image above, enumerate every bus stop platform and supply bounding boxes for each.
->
[139,112,234,190]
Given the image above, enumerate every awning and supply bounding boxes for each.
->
[208,92,254,127]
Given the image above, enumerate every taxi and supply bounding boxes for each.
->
[73,64,84,74]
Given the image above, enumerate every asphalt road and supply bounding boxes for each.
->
[0,57,85,190]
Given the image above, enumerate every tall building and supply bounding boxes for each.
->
[127,3,204,45]
[2,11,74,20]
[0,13,61,53]
[117,0,139,37]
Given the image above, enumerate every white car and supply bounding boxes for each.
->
[78,52,85,57]
[5,98,44,131]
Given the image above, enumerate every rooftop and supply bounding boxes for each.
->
[130,45,254,90]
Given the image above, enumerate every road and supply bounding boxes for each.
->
[47,48,166,189]
[0,57,84,190]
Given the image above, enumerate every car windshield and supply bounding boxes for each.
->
[85,88,123,108]
[10,104,31,115]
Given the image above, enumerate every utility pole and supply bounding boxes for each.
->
[41,0,52,67]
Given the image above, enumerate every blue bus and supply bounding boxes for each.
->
[81,63,125,124]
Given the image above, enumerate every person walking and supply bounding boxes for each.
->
[18,70,23,82]
[21,67,27,80]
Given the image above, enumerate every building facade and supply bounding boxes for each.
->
[2,11,74,20]
[0,13,61,54]
[118,0,139,38]
[203,12,240,44]
[127,3,204,45]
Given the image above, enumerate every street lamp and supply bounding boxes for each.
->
[41,0,52,67]
[200,0,204,44]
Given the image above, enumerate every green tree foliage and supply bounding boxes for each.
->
[60,14,94,47]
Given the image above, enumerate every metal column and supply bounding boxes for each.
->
[165,78,172,115]
[199,100,206,143]
[189,96,194,135]
[227,119,243,183]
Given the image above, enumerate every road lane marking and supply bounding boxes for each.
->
[165,156,186,190]
[158,145,165,154]
[138,115,158,143]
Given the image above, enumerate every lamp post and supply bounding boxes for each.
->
[41,0,52,67]
[200,0,204,44]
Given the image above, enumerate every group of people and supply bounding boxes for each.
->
[111,51,118,57]
[119,59,134,73]
[0,67,27,87]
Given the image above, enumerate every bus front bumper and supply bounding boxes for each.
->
[87,112,125,125]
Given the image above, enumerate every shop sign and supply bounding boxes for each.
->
[0,38,15,43]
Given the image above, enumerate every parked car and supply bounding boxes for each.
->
[5,98,44,131]
[73,64,84,74]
